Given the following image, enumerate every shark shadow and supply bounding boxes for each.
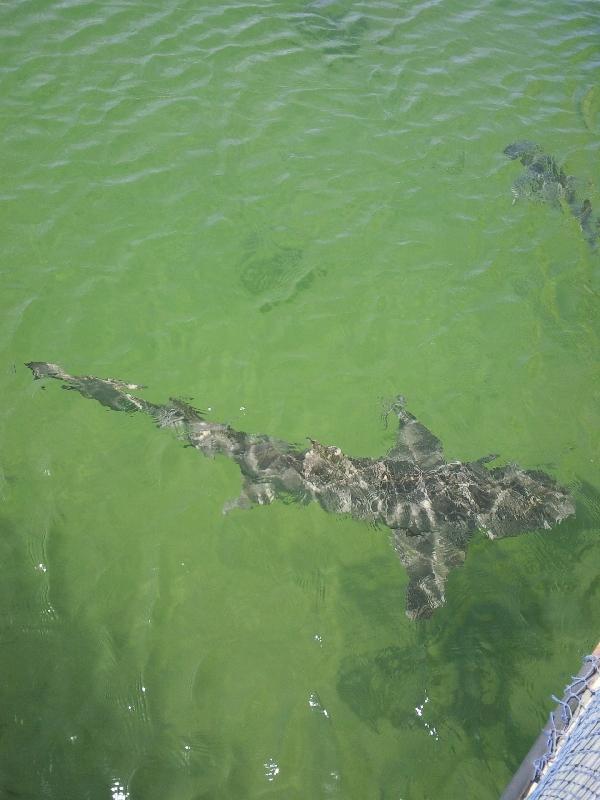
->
[296,3,369,58]
[26,362,575,619]
[504,140,599,248]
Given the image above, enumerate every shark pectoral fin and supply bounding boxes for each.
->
[384,397,445,469]
[222,480,276,515]
[392,528,445,619]
[392,526,469,620]
[469,453,500,475]
[168,397,205,422]
[476,453,499,465]
[222,489,253,515]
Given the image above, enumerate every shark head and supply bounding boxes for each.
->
[479,463,575,539]
[503,140,542,166]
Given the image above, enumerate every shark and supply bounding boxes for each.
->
[26,361,575,619]
[504,140,599,247]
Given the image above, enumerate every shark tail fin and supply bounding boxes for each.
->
[26,362,70,381]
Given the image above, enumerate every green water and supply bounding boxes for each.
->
[2,1,600,797]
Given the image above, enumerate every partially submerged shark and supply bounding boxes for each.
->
[504,140,599,247]
[26,362,575,619]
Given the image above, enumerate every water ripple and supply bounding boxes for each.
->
[2,1,600,799]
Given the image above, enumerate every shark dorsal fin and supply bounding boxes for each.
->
[384,397,445,469]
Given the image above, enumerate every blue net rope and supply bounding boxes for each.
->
[528,654,600,799]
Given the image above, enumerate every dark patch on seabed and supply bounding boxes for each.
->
[237,228,324,313]
[296,3,369,58]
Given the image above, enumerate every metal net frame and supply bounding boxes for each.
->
[527,653,600,799]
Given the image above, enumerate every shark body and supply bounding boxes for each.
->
[26,362,575,619]
[504,140,599,247]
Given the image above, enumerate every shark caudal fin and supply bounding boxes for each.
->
[26,361,70,381]
[26,362,149,413]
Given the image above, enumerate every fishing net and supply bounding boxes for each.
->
[526,653,600,799]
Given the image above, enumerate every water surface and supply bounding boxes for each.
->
[1,1,600,798]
